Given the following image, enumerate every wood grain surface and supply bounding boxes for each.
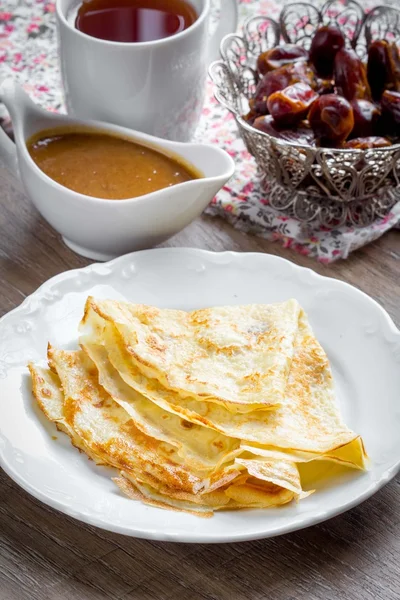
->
[0,174,399,600]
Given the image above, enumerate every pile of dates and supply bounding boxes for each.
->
[245,25,400,149]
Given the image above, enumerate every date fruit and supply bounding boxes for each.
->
[344,136,392,149]
[309,25,345,78]
[253,115,316,145]
[367,40,400,101]
[267,83,318,126]
[252,63,315,115]
[257,44,308,75]
[381,90,400,128]
[350,99,381,138]
[334,48,371,101]
[309,94,354,146]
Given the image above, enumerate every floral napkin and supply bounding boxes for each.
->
[1,0,399,263]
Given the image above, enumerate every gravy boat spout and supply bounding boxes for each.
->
[0,79,235,261]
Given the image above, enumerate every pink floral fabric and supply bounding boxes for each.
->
[1,0,399,262]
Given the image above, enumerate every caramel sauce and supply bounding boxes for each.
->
[27,129,199,200]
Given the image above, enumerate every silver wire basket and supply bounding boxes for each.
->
[209,0,400,227]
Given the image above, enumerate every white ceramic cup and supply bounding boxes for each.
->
[56,0,238,142]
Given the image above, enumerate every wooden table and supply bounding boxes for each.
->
[1,174,399,600]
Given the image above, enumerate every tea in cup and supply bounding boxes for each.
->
[75,0,198,43]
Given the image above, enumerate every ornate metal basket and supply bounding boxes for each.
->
[209,0,400,227]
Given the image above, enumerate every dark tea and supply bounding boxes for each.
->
[75,0,198,43]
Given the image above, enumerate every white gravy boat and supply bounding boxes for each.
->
[0,80,235,261]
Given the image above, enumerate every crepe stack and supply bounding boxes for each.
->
[29,297,366,517]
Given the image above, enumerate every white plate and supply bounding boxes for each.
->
[1,248,400,543]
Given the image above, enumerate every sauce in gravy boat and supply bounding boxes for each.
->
[0,80,235,261]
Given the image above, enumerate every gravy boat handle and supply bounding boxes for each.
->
[0,125,20,187]
[0,79,26,193]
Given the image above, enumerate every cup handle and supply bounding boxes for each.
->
[208,0,239,63]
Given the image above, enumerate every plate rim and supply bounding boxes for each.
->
[1,247,399,543]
